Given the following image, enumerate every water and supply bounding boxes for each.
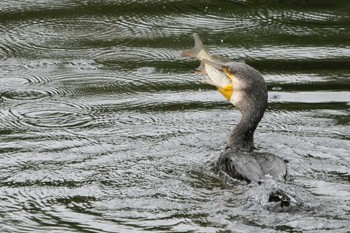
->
[0,0,349,232]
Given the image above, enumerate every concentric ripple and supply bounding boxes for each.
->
[0,90,50,101]
[10,102,94,129]
[0,16,127,58]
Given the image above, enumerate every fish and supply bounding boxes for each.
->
[181,33,234,101]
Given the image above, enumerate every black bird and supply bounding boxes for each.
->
[182,33,295,211]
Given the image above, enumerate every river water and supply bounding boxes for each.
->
[0,1,349,232]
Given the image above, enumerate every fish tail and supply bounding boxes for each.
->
[181,33,204,58]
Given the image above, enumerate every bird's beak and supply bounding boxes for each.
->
[202,59,233,80]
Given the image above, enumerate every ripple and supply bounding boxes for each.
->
[117,114,159,126]
[23,70,125,98]
[269,91,350,104]
[0,1,75,14]
[78,110,164,138]
[0,77,28,89]
[0,16,124,58]
[25,74,55,86]
[92,46,178,67]
[264,73,327,84]
[0,185,103,232]
[0,90,50,100]
[262,110,306,135]
[0,58,29,73]
[0,109,25,131]
[134,66,156,75]
[281,10,343,26]
[68,60,103,70]
[213,46,350,62]
[10,101,94,129]
[23,59,59,70]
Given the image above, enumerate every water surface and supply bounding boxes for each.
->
[0,0,349,232]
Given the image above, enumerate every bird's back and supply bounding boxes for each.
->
[216,149,288,183]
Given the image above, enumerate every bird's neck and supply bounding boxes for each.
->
[227,105,265,152]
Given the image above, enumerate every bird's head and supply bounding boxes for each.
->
[203,60,268,115]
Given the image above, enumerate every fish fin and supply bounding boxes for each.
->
[195,61,206,74]
[180,33,204,58]
[197,60,205,70]
[195,69,207,75]
[203,79,215,85]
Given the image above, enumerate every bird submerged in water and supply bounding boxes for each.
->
[182,33,294,210]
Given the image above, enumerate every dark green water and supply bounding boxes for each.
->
[0,0,349,232]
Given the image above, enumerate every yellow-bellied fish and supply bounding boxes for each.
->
[181,33,234,101]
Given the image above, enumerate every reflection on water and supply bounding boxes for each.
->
[0,0,349,232]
